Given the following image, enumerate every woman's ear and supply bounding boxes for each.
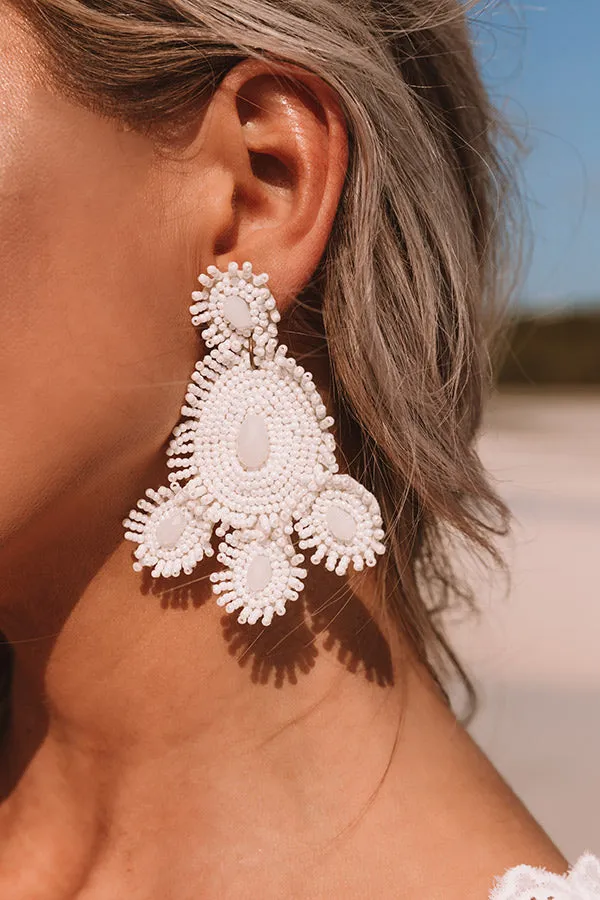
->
[190,58,348,309]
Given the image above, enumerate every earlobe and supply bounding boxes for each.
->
[204,59,348,306]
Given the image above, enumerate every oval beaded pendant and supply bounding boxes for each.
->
[246,553,273,594]
[236,414,270,471]
[123,261,386,625]
[325,504,357,543]
[154,511,188,549]
[222,293,253,331]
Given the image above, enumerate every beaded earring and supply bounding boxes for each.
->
[123,262,386,626]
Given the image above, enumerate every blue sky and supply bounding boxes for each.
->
[472,2,600,309]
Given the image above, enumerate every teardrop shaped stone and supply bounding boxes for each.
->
[236,414,270,470]
[246,553,272,594]
[325,504,357,543]
[222,293,252,331]
[155,510,187,548]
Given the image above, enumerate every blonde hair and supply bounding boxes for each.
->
[9,0,518,716]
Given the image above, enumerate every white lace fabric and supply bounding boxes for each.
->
[490,853,600,900]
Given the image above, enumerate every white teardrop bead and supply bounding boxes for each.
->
[236,414,270,470]
[222,293,252,331]
[155,510,187,548]
[246,553,272,594]
[325,504,357,543]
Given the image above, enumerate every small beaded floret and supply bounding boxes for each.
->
[124,261,386,626]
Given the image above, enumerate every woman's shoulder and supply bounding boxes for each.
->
[490,853,600,899]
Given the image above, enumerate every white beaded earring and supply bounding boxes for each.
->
[124,262,386,626]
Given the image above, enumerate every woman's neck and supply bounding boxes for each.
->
[0,466,565,898]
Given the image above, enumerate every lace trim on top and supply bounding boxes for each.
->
[490,853,600,900]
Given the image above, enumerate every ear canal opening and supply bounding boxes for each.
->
[249,151,294,191]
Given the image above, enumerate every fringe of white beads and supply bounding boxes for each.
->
[124,261,386,625]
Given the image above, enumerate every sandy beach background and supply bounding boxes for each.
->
[446,389,600,861]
